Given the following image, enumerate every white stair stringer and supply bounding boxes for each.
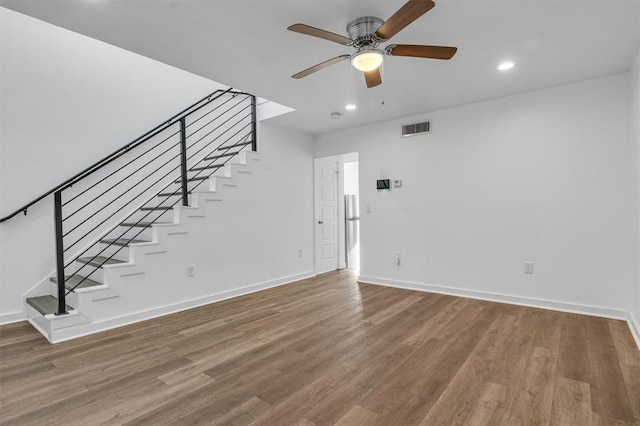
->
[29,150,262,343]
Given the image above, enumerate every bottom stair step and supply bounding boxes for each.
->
[50,275,101,290]
[27,296,72,316]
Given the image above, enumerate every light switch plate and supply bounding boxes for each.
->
[524,262,534,274]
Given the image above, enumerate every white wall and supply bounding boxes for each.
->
[315,74,635,317]
[0,8,314,322]
[631,48,640,332]
[255,122,315,275]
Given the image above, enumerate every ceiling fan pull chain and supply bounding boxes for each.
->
[381,62,386,105]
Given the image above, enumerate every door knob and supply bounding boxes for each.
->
[318,221,324,224]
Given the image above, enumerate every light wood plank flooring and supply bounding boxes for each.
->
[1,270,639,425]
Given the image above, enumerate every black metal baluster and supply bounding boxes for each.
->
[250,95,257,151]
[54,190,68,315]
[179,118,189,206]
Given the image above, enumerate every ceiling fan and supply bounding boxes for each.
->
[287,0,457,89]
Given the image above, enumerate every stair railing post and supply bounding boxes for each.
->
[53,190,68,315]
[179,118,189,207]
[250,95,257,152]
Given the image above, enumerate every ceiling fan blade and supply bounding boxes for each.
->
[364,68,382,88]
[292,55,351,79]
[375,0,436,40]
[287,23,353,45]
[388,44,457,60]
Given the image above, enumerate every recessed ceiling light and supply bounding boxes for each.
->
[498,61,515,71]
[345,103,357,110]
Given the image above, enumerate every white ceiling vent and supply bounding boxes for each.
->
[401,120,431,137]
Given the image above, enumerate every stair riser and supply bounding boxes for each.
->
[117,225,155,242]
[28,307,91,342]
[71,264,104,283]
[48,282,79,307]
[95,244,131,262]
[180,177,234,194]
[74,244,129,264]
[157,193,189,204]
[174,179,212,192]
[210,177,235,193]
[128,209,174,224]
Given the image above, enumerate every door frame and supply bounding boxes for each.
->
[314,153,358,274]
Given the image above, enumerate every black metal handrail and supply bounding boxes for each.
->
[0,88,237,223]
[3,88,257,316]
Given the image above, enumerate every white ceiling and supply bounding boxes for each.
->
[1,0,638,135]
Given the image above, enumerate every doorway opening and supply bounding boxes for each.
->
[314,153,359,274]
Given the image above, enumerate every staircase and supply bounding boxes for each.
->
[1,89,260,343]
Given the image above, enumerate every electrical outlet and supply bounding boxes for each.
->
[298,248,303,257]
[187,265,195,277]
[524,262,534,274]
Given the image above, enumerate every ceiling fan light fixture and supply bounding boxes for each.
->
[351,49,384,72]
[498,61,515,71]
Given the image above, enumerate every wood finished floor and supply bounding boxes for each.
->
[1,270,639,425]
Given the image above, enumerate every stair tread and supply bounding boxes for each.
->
[217,141,252,150]
[100,238,149,247]
[27,295,72,316]
[204,151,241,161]
[121,221,171,227]
[140,206,173,211]
[50,275,102,290]
[158,192,190,197]
[190,164,225,172]
[174,176,209,183]
[77,256,126,267]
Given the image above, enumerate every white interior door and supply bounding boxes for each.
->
[314,158,338,274]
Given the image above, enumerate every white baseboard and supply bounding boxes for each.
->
[0,310,26,325]
[49,271,316,343]
[357,275,630,322]
[628,311,640,350]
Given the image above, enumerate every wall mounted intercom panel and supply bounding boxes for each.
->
[377,179,390,191]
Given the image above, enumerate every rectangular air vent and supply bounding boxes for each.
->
[401,120,431,137]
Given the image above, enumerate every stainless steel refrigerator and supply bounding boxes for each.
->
[345,195,360,271]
